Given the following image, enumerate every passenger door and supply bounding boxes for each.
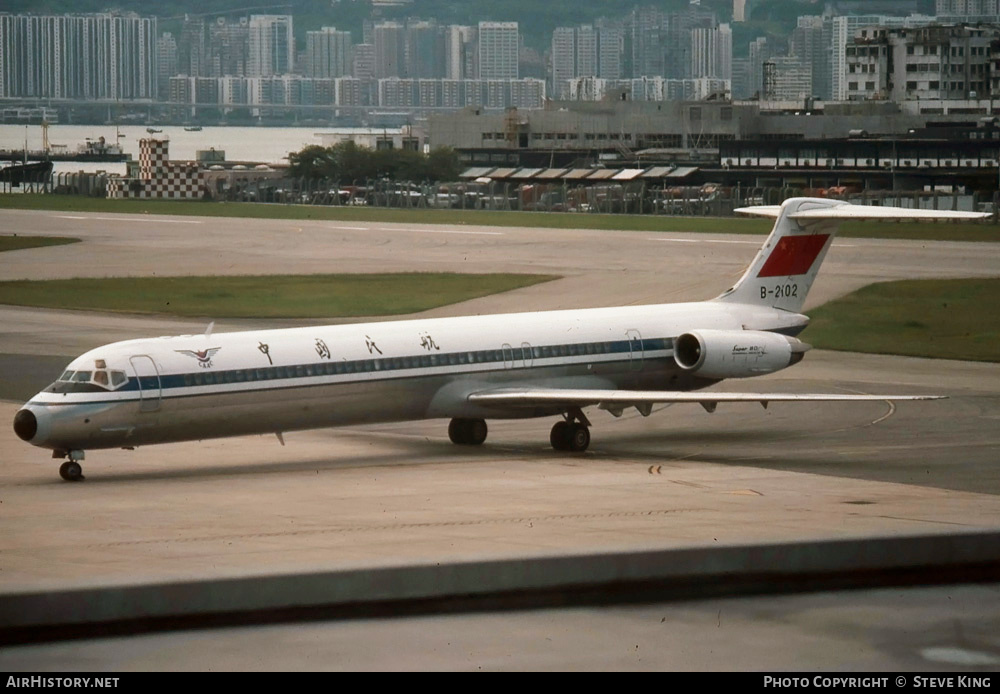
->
[130,355,162,413]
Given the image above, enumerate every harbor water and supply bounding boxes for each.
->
[0,124,350,176]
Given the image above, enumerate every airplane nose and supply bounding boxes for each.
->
[13,409,37,441]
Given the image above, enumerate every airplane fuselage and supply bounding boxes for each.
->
[16,300,808,454]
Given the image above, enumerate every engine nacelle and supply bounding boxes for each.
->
[673,329,808,379]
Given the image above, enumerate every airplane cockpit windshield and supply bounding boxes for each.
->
[45,362,128,393]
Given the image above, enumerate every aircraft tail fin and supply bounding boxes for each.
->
[715,197,987,313]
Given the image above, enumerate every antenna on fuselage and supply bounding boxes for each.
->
[204,321,215,339]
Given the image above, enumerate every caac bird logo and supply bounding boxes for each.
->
[175,347,221,368]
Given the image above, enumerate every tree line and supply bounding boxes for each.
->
[287,142,462,183]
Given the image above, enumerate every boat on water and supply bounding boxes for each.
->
[78,136,125,158]
[146,127,162,134]
[184,126,203,132]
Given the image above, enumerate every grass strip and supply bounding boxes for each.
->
[0,273,558,319]
[0,234,80,252]
[2,194,997,243]
[804,278,1000,362]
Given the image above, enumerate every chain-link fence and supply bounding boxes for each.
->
[8,170,1000,220]
[219,177,1000,219]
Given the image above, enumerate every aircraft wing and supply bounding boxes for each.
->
[467,388,944,414]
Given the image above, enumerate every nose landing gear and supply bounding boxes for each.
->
[57,450,86,482]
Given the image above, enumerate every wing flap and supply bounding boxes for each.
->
[468,387,945,410]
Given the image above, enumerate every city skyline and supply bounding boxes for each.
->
[2,1,1000,115]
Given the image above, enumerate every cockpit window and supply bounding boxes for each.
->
[45,367,129,394]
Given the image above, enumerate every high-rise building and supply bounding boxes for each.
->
[576,25,598,78]
[690,23,731,80]
[748,36,771,98]
[936,0,1000,14]
[790,15,830,99]
[733,0,749,23]
[248,14,293,77]
[629,7,665,78]
[550,23,623,96]
[551,27,577,94]
[763,56,812,100]
[0,13,158,100]
[406,19,443,79]
[157,33,178,100]
[207,16,250,78]
[352,43,376,80]
[444,25,476,80]
[844,24,1000,102]
[373,21,405,78]
[596,20,623,80]
[180,16,206,77]
[478,22,518,79]
[830,14,937,99]
[306,27,353,78]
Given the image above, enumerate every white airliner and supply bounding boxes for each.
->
[13,198,988,481]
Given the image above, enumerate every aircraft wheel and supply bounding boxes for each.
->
[448,418,488,446]
[59,461,84,482]
[550,421,570,451]
[567,424,590,453]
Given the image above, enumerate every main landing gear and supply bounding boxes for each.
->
[447,410,592,453]
[448,418,488,446]
[550,407,591,453]
[549,418,590,453]
[57,450,85,482]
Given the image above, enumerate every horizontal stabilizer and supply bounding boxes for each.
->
[733,205,782,218]
[735,202,989,221]
[468,387,945,410]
